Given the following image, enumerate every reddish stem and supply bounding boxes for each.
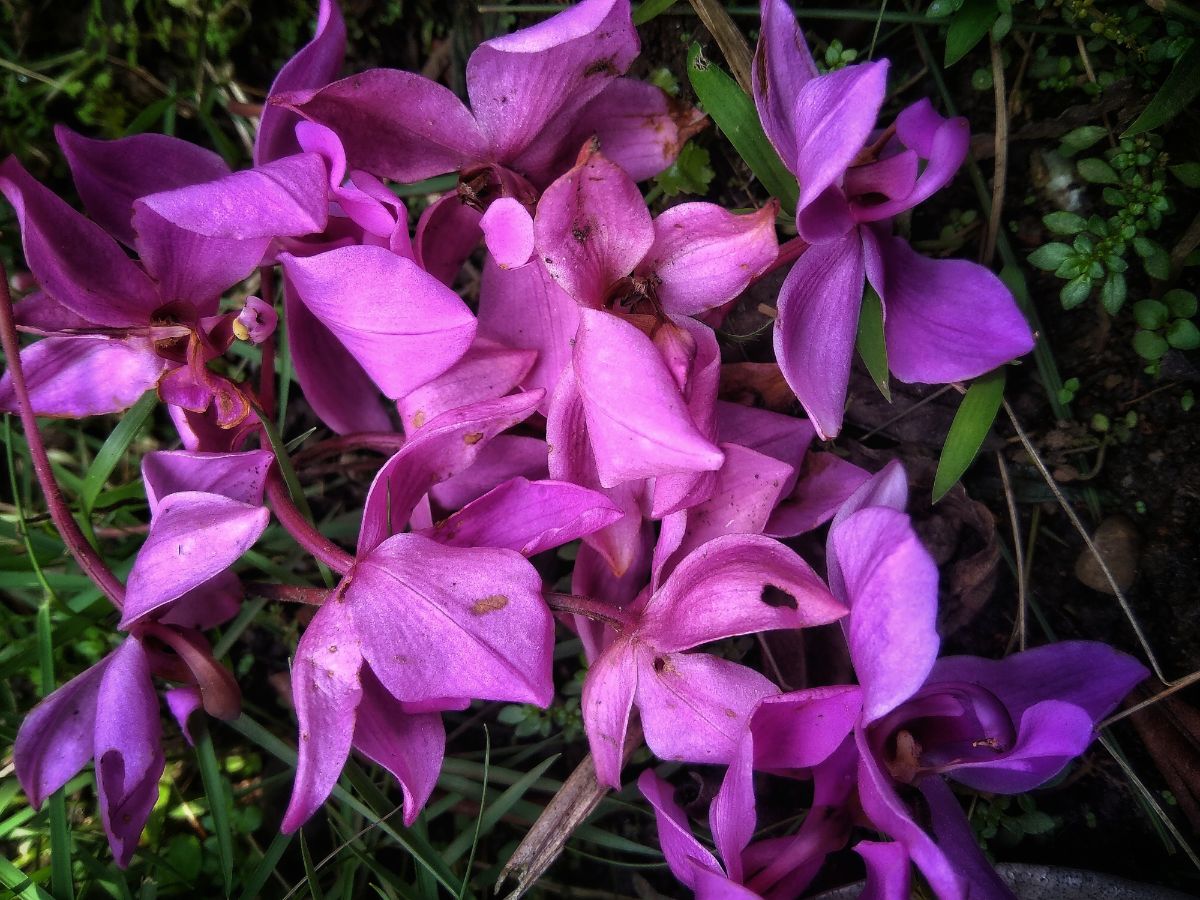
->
[292,432,407,467]
[246,582,329,605]
[544,592,631,629]
[265,472,355,575]
[0,262,126,610]
[753,235,810,284]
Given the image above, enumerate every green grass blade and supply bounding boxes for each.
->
[855,286,891,401]
[79,391,156,514]
[193,719,235,895]
[633,0,677,25]
[0,855,53,900]
[686,42,799,216]
[932,369,1006,502]
[239,831,293,900]
[299,831,322,900]
[36,602,73,900]
[1123,40,1200,136]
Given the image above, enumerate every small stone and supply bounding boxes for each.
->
[1075,515,1140,593]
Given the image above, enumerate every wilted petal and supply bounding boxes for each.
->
[14,654,109,808]
[829,507,939,723]
[637,770,724,889]
[766,453,871,538]
[750,686,863,771]
[535,147,654,308]
[122,492,269,627]
[352,668,444,826]
[481,197,535,269]
[141,449,273,513]
[427,477,622,556]
[276,67,488,181]
[639,202,779,316]
[350,533,553,706]
[466,0,638,164]
[94,639,163,867]
[574,309,723,487]
[877,236,1034,384]
[398,340,535,434]
[56,126,230,246]
[478,256,579,410]
[636,647,778,767]
[641,533,844,652]
[0,336,166,418]
[282,601,363,832]
[773,230,866,440]
[856,841,912,900]
[281,244,476,399]
[414,194,484,288]
[257,0,347,165]
[791,61,889,211]
[752,0,819,168]
[582,638,639,788]
[0,156,160,326]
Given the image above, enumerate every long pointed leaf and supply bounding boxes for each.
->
[79,390,156,514]
[855,285,891,401]
[932,368,1006,502]
[194,719,235,895]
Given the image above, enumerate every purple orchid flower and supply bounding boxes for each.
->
[753,0,1034,438]
[0,135,327,424]
[283,393,623,829]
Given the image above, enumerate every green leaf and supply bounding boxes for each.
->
[1167,318,1200,350]
[1137,239,1171,280]
[1133,299,1170,330]
[1133,329,1170,360]
[444,752,560,866]
[686,43,799,215]
[1077,158,1120,184]
[239,832,293,900]
[1060,275,1093,309]
[632,0,676,25]
[79,390,156,514]
[1059,125,1107,156]
[933,369,1006,502]
[0,856,52,900]
[1123,40,1200,136]
[1019,811,1057,835]
[1100,272,1127,314]
[855,286,891,401]
[944,0,999,66]
[1042,211,1086,235]
[1165,289,1198,318]
[194,719,234,896]
[1027,242,1072,271]
[654,141,715,197]
[1170,162,1200,188]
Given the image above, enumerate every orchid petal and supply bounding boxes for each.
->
[481,197,535,269]
[749,686,863,771]
[582,638,639,788]
[918,778,1016,899]
[752,0,819,168]
[829,459,909,529]
[165,686,204,747]
[710,734,756,881]
[281,244,476,399]
[877,236,1034,384]
[855,841,912,900]
[282,601,363,832]
[0,156,160,326]
[637,770,724,889]
[413,194,484,288]
[773,229,865,440]
[398,340,535,434]
[141,449,273,514]
[157,570,243,631]
[350,533,553,706]
[430,434,549,511]
[766,453,871,538]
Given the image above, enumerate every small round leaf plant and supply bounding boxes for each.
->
[0,0,1144,895]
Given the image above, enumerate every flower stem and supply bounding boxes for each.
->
[0,262,126,610]
[265,473,354,575]
[543,592,630,629]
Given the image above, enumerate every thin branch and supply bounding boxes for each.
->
[983,37,1008,267]
[265,474,355,576]
[996,451,1026,653]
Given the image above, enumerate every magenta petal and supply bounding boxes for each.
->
[918,778,1015,900]
[637,770,724,890]
[877,236,1034,384]
[427,477,622,556]
[843,151,918,208]
[766,453,872,538]
[360,392,543,554]
[397,340,535,434]
[641,534,844,652]
[281,245,476,399]
[749,686,863,771]
[636,647,778,767]
[56,126,230,246]
[0,336,166,418]
[791,61,889,211]
[95,639,163,867]
[165,686,204,747]
[715,401,814,482]
[122,492,269,627]
[478,256,579,411]
[773,230,866,440]
[481,197,535,269]
[257,0,346,165]
[275,69,488,182]
[141,449,273,513]
[752,0,819,168]
[829,459,909,528]
[641,202,779,316]
[534,148,654,307]
[283,273,393,434]
[855,841,912,900]
[430,434,549,510]
[14,654,109,808]
[466,0,638,164]
[0,156,160,326]
[582,637,639,788]
[829,507,939,723]
[574,309,723,487]
[709,734,756,881]
[157,570,243,631]
[350,533,553,706]
[352,668,444,826]
[282,602,363,832]
[414,194,484,288]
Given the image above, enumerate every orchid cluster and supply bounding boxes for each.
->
[1,0,1146,895]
